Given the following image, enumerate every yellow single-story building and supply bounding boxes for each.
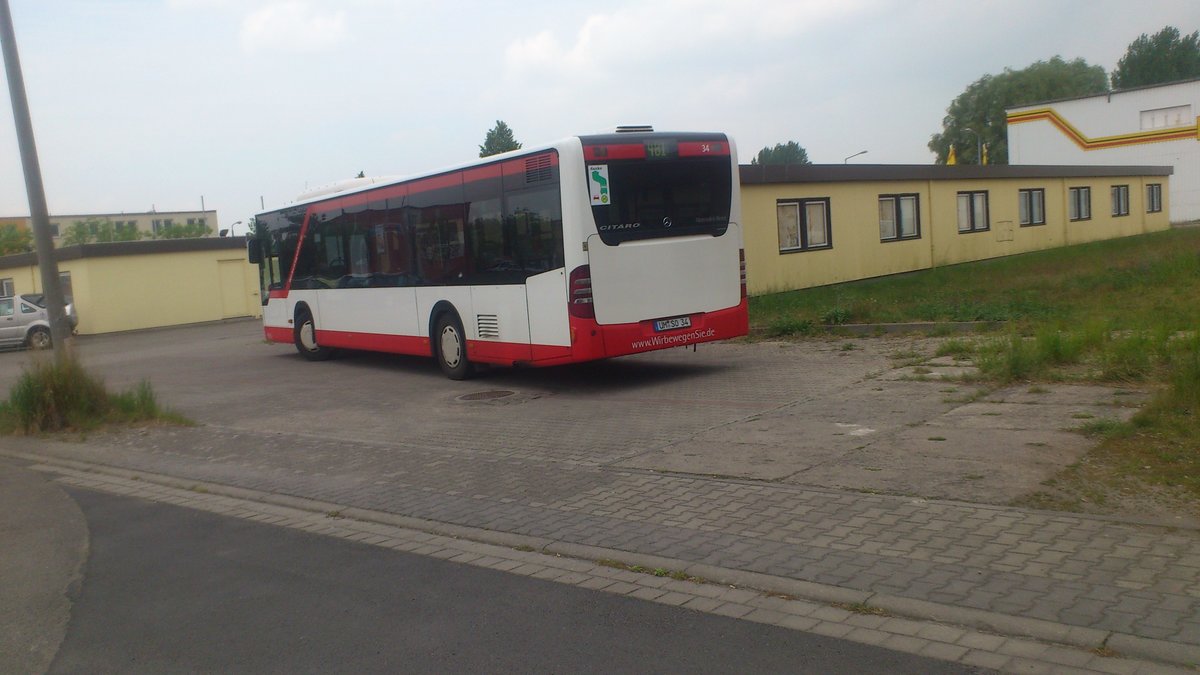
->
[0,238,260,335]
[739,164,1173,296]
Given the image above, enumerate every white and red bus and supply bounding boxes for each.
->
[248,128,748,379]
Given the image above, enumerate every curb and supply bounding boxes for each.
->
[9,449,1200,670]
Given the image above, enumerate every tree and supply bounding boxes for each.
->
[62,221,92,246]
[153,221,212,239]
[750,141,811,165]
[479,120,522,157]
[1111,27,1200,89]
[94,219,141,243]
[928,56,1108,165]
[0,223,32,255]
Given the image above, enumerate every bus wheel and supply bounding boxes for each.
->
[294,308,333,361]
[435,313,474,380]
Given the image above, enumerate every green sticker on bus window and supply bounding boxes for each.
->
[588,165,610,205]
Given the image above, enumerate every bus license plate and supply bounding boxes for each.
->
[654,317,691,332]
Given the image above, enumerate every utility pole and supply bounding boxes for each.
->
[1,0,71,360]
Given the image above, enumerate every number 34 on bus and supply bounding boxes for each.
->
[247,128,749,379]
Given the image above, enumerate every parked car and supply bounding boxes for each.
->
[0,294,79,350]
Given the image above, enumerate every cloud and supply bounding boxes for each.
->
[503,0,876,81]
[239,1,348,53]
[167,0,237,10]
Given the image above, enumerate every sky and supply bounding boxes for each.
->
[1,0,1196,230]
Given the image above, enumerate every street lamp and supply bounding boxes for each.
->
[962,128,982,165]
[843,150,868,164]
[228,220,243,237]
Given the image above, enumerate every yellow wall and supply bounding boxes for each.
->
[743,180,933,295]
[743,175,1171,296]
[9,250,260,335]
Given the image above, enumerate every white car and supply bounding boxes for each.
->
[0,294,78,349]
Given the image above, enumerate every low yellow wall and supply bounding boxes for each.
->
[743,175,1171,296]
[13,250,260,335]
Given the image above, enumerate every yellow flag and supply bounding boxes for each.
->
[981,143,989,166]
[947,144,957,166]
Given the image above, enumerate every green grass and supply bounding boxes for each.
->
[749,227,1200,508]
[750,228,1200,331]
[0,356,189,434]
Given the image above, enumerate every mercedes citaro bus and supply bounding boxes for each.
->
[248,127,748,379]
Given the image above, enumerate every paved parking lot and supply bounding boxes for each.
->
[5,319,1200,664]
[0,319,1142,504]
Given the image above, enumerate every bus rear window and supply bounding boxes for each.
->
[589,156,731,245]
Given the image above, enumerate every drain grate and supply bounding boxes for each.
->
[457,390,516,402]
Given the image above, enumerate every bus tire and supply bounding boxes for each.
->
[434,312,474,380]
[294,307,334,361]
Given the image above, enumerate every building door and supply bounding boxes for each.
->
[218,260,250,319]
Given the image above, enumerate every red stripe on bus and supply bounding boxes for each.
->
[678,141,730,157]
[268,297,748,366]
[584,144,646,161]
[298,151,560,215]
[316,329,430,355]
[463,164,502,181]
[283,210,312,292]
[268,289,288,299]
[264,325,292,343]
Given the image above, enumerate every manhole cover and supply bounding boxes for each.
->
[457,390,516,402]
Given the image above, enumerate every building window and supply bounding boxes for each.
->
[187,218,196,226]
[1111,185,1130,217]
[1146,184,1163,213]
[49,222,60,237]
[956,191,989,233]
[0,278,12,297]
[1018,188,1045,226]
[1068,187,1091,221]
[879,194,920,241]
[198,218,207,226]
[777,198,832,252]
[1140,104,1192,130]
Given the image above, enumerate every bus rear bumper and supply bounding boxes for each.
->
[531,299,749,366]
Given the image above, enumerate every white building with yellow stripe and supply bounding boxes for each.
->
[1007,77,1199,222]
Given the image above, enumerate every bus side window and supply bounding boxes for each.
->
[504,183,564,275]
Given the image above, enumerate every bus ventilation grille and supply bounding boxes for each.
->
[477,314,500,339]
[525,155,552,184]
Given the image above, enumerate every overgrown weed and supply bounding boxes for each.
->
[0,356,188,434]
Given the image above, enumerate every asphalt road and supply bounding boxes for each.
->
[50,487,982,674]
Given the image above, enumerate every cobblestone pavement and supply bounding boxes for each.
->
[3,320,1198,667]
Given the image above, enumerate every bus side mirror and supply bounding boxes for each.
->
[247,239,262,265]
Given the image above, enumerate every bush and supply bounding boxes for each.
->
[1,356,179,433]
[6,357,109,433]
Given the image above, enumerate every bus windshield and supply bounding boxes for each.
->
[585,138,732,246]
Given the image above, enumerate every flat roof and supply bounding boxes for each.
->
[739,163,1173,185]
[0,236,246,271]
[0,209,216,220]
[1005,76,1200,110]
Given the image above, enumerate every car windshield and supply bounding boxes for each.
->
[20,294,45,307]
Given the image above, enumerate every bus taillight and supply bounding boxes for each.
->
[739,249,747,299]
[569,265,595,318]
